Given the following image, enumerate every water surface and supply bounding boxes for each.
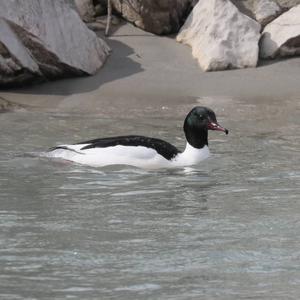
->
[0,98,300,299]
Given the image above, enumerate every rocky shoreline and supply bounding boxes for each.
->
[1,0,300,87]
[1,21,300,115]
[81,0,300,71]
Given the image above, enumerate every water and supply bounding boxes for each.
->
[0,98,300,299]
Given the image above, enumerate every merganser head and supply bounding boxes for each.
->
[183,106,228,149]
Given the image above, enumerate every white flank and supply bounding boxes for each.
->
[46,142,210,169]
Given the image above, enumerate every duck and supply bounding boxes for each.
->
[46,106,228,169]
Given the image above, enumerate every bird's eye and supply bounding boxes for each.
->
[199,114,204,120]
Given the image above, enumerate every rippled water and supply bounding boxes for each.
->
[0,98,300,299]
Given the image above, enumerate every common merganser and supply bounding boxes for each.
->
[47,106,228,169]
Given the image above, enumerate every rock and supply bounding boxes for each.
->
[0,0,110,87]
[230,0,256,19]
[191,0,199,7]
[177,0,261,71]
[276,0,300,9]
[0,19,42,86]
[230,0,300,18]
[111,0,191,35]
[254,0,282,26]
[74,0,96,22]
[231,0,283,26]
[260,5,300,58]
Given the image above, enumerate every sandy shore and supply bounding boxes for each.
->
[1,23,300,113]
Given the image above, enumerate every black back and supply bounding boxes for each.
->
[77,135,180,161]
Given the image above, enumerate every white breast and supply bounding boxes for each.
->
[172,143,210,167]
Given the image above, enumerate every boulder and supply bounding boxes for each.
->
[253,0,282,26]
[230,0,256,19]
[0,19,42,86]
[111,0,192,35]
[230,0,300,15]
[260,5,300,58]
[0,0,110,87]
[276,0,300,9]
[177,0,261,71]
[231,0,283,26]
[74,0,96,22]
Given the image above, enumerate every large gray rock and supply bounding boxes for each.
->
[230,0,255,19]
[177,0,261,71]
[260,5,300,58]
[230,0,300,16]
[111,0,192,35]
[0,19,42,86]
[74,0,96,22]
[254,0,282,26]
[276,0,300,9]
[0,0,110,86]
[230,0,300,24]
[231,0,283,26]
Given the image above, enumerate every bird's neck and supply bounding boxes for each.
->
[184,128,208,149]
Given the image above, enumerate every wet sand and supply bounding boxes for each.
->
[1,22,300,113]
